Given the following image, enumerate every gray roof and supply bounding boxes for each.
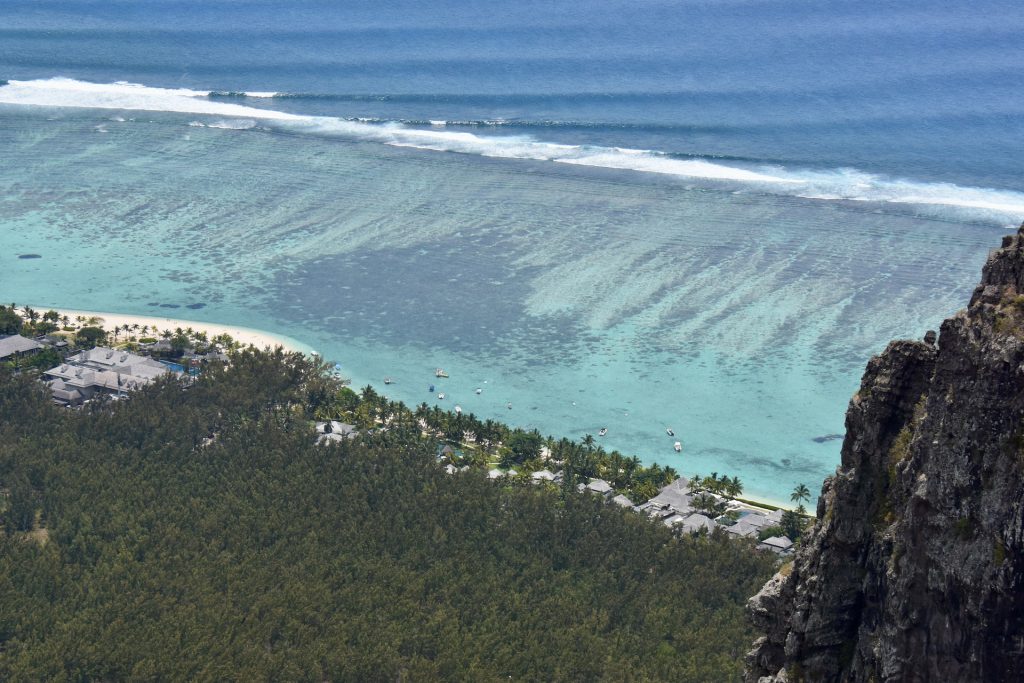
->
[759,535,794,551]
[679,513,718,533]
[648,477,693,514]
[724,519,761,537]
[737,512,772,530]
[531,469,557,481]
[43,347,169,396]
[663,513,688,527]
[611,494,634,508]
[0,334,43,359]
[584,479,614,495]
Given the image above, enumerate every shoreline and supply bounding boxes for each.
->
[30,306,316,356]
[22,305,796,512]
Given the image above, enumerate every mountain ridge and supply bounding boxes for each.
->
[745,224,1024,682]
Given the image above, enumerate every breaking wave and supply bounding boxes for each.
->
[2,77,1022,224]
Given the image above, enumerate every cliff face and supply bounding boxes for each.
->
[746,226,1024,682]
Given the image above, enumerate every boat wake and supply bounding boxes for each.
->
[2,77,1022,225]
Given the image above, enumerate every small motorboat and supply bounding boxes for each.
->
[454,405,462,414]
[428,384,435,392]
[384,377,393,385]
[666,428,675,437]
[438,393,446,400]
[475,387,482,394]
[673,441,682,453]
[506,402,513,410]
[598,427,608,437]
[435,368,449,378]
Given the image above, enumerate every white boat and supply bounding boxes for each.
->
[454,405,462,414]
[435,368,449,378]
[666,427,675,436]
[383,377,393,385]
[673,441,682,452]
[598,427,608,437]
[438,392,446,400]
[475,387,482,394]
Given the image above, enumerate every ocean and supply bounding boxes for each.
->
[2,0,1022,503]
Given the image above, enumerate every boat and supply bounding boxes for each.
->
[438,393,446,400]
[428,384,435,392]
[673,441,682,452]
[475,387,482,394]
[506,402,512,410]
[454,405,462,414]
[383,377,393,385]
[598,427,608,437]
[435,368,449,378]
[666,428,675,437]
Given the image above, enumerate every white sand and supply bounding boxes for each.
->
[37,307,316,355]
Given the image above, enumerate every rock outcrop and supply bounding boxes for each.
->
[746,225,1024,682]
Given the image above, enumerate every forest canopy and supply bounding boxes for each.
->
[0,350,775,681]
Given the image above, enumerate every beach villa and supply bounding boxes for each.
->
[43,346,169,405]
[0,334,44,361]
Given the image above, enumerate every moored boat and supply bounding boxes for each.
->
[673,441,682,452]
[435,368,449,378]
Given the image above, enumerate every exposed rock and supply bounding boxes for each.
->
[745,224,1024,682]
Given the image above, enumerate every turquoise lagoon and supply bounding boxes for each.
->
[0,106,1005,503]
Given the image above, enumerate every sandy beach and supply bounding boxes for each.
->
[36,306,316,355]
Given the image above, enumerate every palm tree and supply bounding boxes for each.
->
[581,433,595,451]
[791,483,811,507]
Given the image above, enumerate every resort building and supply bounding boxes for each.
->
[316,421,358,443]
[44,347,169,405]
[531,469,558,483]
[757,535,795,555]
[579,478,614,498]
[0,334,44,361]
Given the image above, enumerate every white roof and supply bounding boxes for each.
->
[611,494,634,507]
[584,479,614,494]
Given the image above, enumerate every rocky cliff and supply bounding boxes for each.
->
[745,225,1024,682]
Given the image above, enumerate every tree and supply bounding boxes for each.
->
[502,430,543,467]
[791,483,811,506]
[75,326,107,348]
[0,306,22,335]
[780,509,807,540]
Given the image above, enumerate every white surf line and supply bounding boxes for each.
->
[2,77,1023,219]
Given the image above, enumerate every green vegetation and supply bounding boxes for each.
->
[0,305,23,335]
[0,349,775,681]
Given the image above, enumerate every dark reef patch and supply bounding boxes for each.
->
[159,303,181,309]
[185,303,206,310]
[272,238,588,366]
[812,433,844,443]
[18,254,42,259]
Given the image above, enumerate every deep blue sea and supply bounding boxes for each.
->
[2,0,1023,502]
